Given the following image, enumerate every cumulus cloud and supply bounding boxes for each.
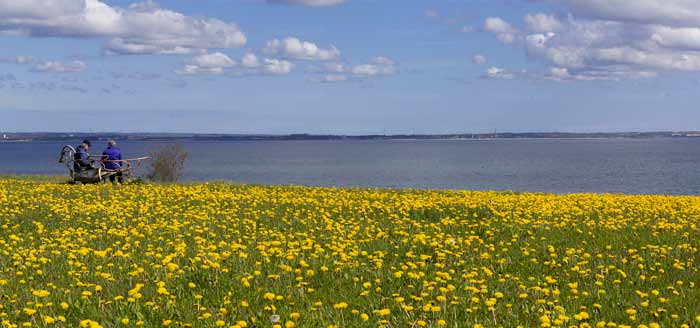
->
[266,0,344,6]
[484,17,518,44]
[128,0,159,11]
[545,67,571,81]
[351,56,398,76]
[189,52,237,68]
[482,67,515,80]
[176,52,294,76]
[240,52,261,68]
[237,53,294,75]
[306,62,346,74]
[524,13,563,32]
[176,52,236,75]
[472,54,488,65]
[263,37,341,61]
[306,56,398,82]
[484,17,517,34]
[0,0,247,55]
[261,58,294,75]
[650,26,700,51]
[482,1,700,81]
[31,60,87,73]
[236,56,295,76]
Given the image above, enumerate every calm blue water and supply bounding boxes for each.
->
[1,139,699,195]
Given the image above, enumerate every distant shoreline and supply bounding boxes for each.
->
[2,131,700,142]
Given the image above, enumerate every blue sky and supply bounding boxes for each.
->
[1,0,699,133]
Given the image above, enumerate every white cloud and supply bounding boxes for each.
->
[496,33,516,45]
[650,26,700,51]
[31,60,87,73]
[241,53,261,68]
[482,2,700,81]
[484,17,518,44]
[263,37,341,61]
[176,52,294,76]
[266,0,344,6]
[351,56,398,76]
[188,52,236,69]
[543,66,658,81]
[176,65,214,75]
[176,52,236,75]
[545,67,572,81]
[262,58,294,75]
[128,0,159,11]
[307,62,347,73]
[0,1,85,20]
[472,54,488,65]
[106,6,247,55]
[525,13,563,32]
[306,56,398,82]
[484,17,517,34]
[0,0,247,55]
[551,0,700,28]
[482,66,514,80]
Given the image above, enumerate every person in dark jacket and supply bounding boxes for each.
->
[73,140,92,172]
[102,139,123,183]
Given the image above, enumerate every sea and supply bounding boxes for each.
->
[1,138,699,195]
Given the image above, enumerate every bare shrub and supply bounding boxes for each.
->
[146,143,188,182]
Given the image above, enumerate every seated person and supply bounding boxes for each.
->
[102,139,123,183]
[73,140,92,172]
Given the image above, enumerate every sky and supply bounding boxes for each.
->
[1,0,700,134]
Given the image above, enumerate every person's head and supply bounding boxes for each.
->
[82,139,91,149]
[107,139,116,147]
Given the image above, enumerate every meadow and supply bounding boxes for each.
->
[0,178,699,328]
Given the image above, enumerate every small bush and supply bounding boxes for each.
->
[146,143,188,182]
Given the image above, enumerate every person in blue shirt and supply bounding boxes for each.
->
[102,139,123,183]
[73,140,92,172]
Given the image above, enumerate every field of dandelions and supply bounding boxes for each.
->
[1,178,699,328]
